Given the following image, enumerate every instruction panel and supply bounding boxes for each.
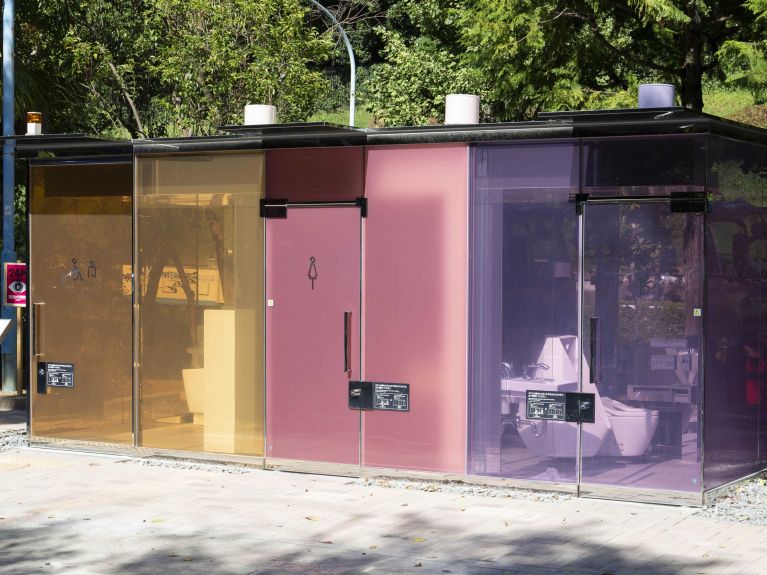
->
[349,381,410,411]
[373,383,410,411]
[38,362,75,389]
[526,390,566,421]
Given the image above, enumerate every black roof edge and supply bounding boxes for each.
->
[8,134,133,158]
[367,123,573,145]
[538,106,687,120]
[7,107,767,156]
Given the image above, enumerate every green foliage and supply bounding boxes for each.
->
[362,27,481,125]
[12,0,767,133]
[703,82,756,117]
[459,0,757,118]
[16,0,333,137]
[147,0,332,134]
[718,40,767,104]
[716,1,767,106]
[627,0,689,24]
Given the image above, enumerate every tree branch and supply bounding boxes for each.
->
[107,61,145,138]
[562,9,680,74]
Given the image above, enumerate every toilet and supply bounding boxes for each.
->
[506,336,660,458]
[600,397,659,457]
[182,368,205,424]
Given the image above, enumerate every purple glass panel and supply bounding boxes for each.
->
[583,135,706,196]
[469,142,580,483]
[581,203,703,493]
[704,136,767,489]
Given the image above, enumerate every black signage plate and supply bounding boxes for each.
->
[349,381,409,411]
[373,383,409,411]
[349,381,373,410]
[37,362,75,390]
[526,390,596,423]
[526,390,566,421]
[565,392,596,423]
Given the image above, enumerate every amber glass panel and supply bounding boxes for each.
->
[29,162,133,443]
[136,153,264,455]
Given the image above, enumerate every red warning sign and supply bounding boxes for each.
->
[4,262,27,307]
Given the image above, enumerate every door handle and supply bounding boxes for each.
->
[344,310,352,374]
[33,302,45,357]
[589,316,598,383]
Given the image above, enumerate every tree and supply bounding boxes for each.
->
[717,0,767,104]
[16,0,334,137]
[361,0,482,124]
[147,0,333,135]
[459,0,757,119]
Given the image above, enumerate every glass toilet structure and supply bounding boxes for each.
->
[23,108,767,505]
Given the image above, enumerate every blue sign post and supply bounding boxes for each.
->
[1,0,16,393]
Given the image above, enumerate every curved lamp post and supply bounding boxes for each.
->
[306,0,356,127]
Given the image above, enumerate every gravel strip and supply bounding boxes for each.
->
[120,455,255,475]
[357,477,571,502]
[0,429,27,451]
[697,473,767,525]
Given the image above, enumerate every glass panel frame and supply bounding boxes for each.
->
[580,201,704,493]
[468,141,581,483]
[264,206,362,466]
[29,161,133,444]
[135,152,265,456]
[703,135,767,489]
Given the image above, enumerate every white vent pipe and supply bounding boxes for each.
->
[638,84,676,108]
[244,104,277,125]
[445,94,480,124]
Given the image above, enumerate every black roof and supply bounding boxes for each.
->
[9,108,767,157]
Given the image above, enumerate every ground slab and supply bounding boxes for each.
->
[0,443,765,575]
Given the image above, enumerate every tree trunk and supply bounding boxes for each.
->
[681,7,704,112]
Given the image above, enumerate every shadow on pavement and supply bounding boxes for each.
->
[0,504,725,575]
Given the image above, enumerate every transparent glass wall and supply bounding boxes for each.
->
[578,136,706,493]
[30,162,133,443]
[583,134,706,196]
[580,203,703,492]
[469,142,580,482]
[136,153,264,455]
[704,136,767,489]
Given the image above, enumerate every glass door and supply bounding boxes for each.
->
[29,162,133,444]
[265,207,361,465]
[579,200,704,493]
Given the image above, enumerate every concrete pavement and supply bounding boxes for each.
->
[0,418,764,574]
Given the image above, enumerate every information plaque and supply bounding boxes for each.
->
[37,362,75,392]
[349,381,410,412]
[526,390,596,423]
[526,390,566,421]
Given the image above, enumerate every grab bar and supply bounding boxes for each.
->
[589,316,598,383]
[33,302,45,357]
[344,310,352,374]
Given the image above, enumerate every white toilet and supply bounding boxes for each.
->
[599,397,659,457]
[505,336,659,458]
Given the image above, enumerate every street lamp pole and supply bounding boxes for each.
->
[1,0,16,393]
[305,0,356,127]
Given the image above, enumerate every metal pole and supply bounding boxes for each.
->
[306,0,356,127]
[1,0,16,394]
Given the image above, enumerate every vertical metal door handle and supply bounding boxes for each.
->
[33,302,45,357]
[344,311,352,374]
[589,316,598,383]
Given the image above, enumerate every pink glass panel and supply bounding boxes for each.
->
[266,207,361,464]
[363,144,468,474]
[265,148,364,201]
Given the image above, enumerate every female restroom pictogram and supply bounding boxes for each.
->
[308,256,318,289]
